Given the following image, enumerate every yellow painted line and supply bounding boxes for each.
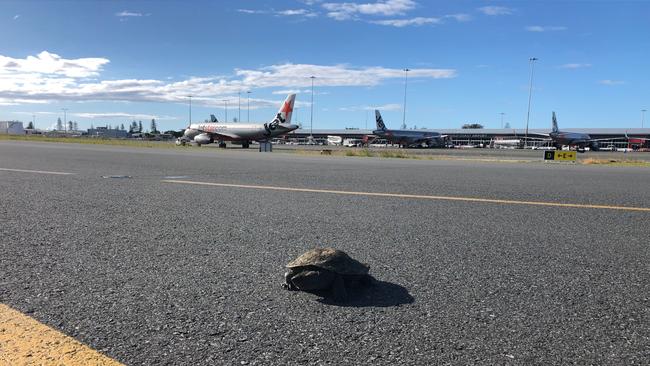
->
[0,303,123,365]
[162,179,650,212]
[0,167,74,175]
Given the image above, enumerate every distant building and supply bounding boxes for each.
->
[87,127,129,138]
[0,121,25,135]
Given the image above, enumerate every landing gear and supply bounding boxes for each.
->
[218,142,227,148]
[242,141,250,149]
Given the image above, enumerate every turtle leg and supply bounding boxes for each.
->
[330,274,347,301]
[283,269,298,291]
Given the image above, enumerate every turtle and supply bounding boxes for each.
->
[283,248,373,300]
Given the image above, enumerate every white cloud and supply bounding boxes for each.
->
[275,9,318,17]
[238,8,318,18]
[0,51,456,107]
[116,11,143,17]
[73,112,177,120]
[0,51,109,78]
[323,0,416,20]
[13,15,20,20]
[559,63,591,69]
[13,111,58,116]
[599,80,624,85]
[236,64,456,88]
[371,16,442,27]
[237,9,266,14]
[272,89,302,95]
[445,13,472,22]
[525,25,567,32]
[477,6,513,16]
[340,103,401,111]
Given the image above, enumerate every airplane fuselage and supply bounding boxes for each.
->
[183,122,298,144]
[549,131,592,148]
[372,129,442,147]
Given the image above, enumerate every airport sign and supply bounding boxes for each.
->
[544,150,577,161]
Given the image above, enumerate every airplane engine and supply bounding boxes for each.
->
[589,141,600,151]
[194,133,213,145]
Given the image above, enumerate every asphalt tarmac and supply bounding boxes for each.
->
[1,141,649,365]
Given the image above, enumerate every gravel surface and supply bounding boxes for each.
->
[1,141,649,365]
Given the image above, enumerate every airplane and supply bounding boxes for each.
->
[528,112,625,152]
[327,135,343,146]
[372,110,444,148]
[491,138,522,148]
[177,94,298,148]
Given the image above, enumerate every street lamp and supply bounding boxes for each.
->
[642,109,647,128]
[238,91,241,122]
[187,95,192,125]
[61,108,68,133]
[524,57,538,148]
[223,99,229,122]
[500,112,505,129]
[402,68,410,130]
[247,91,251,122]
[310,76,315,138]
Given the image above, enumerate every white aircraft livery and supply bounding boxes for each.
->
[178,93,298,148]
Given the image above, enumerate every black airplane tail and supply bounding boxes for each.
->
[210,114,219,123]
[375,110,387,131]
[552,112,559,133]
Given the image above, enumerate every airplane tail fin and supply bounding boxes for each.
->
[210,114,219,123]
[375,110,387,131]
[552,112,559,133]
[271,94,296,125]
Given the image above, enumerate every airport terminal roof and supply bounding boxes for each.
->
[288,128,650,137]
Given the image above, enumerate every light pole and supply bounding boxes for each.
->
[247,91,251,122]
[524,57,538,148]
[310,76,315,138]
[642,109,647,128]
[62,108,68,133]
[365,110,369,130]
[238,91,241,122]
[33,113,36,129]
[187,95,192,125]
[223,99,228,122]
[402,68,410,130]
[500,112,505,129]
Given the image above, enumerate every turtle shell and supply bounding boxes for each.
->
[286,248,369,275]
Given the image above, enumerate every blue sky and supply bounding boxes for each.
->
[0,0,648,131]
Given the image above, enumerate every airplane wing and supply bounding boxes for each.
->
[623,133,650,142]
[206,131,240,140]
[415,135,446,141]
[589,136,629,142]
[522,136,552,141]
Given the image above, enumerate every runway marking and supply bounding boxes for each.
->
[0,303,124,365]
[162,179,650,212]
[0,167,74,175]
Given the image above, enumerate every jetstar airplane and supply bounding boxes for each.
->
[177,94,298,148]
[372,110,444,148]
[528,112,625,152]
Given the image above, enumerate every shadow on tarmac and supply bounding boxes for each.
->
[315,279,414,307]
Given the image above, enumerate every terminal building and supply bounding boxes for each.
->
[0,121,25,135]
[87,127,129,138]
[285,128,650,149]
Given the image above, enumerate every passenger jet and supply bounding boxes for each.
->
[529,112,624,152]
[372,110,444,148]
[177,94,298,148]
